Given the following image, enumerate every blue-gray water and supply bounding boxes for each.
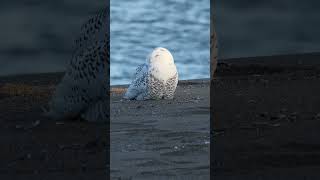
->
[110,0,210,85]
[1,0,320,84]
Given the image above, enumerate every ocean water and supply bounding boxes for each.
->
[110,0,210,85]
[1,0,320,83]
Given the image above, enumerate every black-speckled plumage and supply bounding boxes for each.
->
[124,47,178,101]
[46,7,109,122]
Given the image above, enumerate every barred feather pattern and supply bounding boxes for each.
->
[46,7,109,122]
[124,47,178,101]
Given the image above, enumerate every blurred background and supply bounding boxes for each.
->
[110,0,210,85]
[0,0,104,77]
[1,0,320,85]
[216,0,320,59]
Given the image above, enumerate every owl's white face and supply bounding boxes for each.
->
[145,47,177,82]
[146,47,174,65]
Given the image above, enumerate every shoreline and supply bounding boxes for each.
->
[1,52,320,81]
[110,78,210,89]
[1,51,320,178]
[219,51,320,68]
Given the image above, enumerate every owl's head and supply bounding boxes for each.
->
[146,47,174,65]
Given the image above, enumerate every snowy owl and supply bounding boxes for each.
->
[45,7,109,122]
[124,47,178,101]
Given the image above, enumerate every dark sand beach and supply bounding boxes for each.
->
[110,80,210,179]
[0,73,108,180]
[2,52,320,179]
[0,72,209,179]
[213,52,320,179]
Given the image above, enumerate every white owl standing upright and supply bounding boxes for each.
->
[45,7,109,122]
[124,47,178,100]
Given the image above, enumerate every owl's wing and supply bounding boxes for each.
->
[123,63,148,100]
[46,7,109,121]
[163,72,178,99]
[72,8,108,53]
[135,63,147,77]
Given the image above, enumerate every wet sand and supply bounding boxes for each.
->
[110,80,210,179]
[212,52,320,179]
[0,72,108,180]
